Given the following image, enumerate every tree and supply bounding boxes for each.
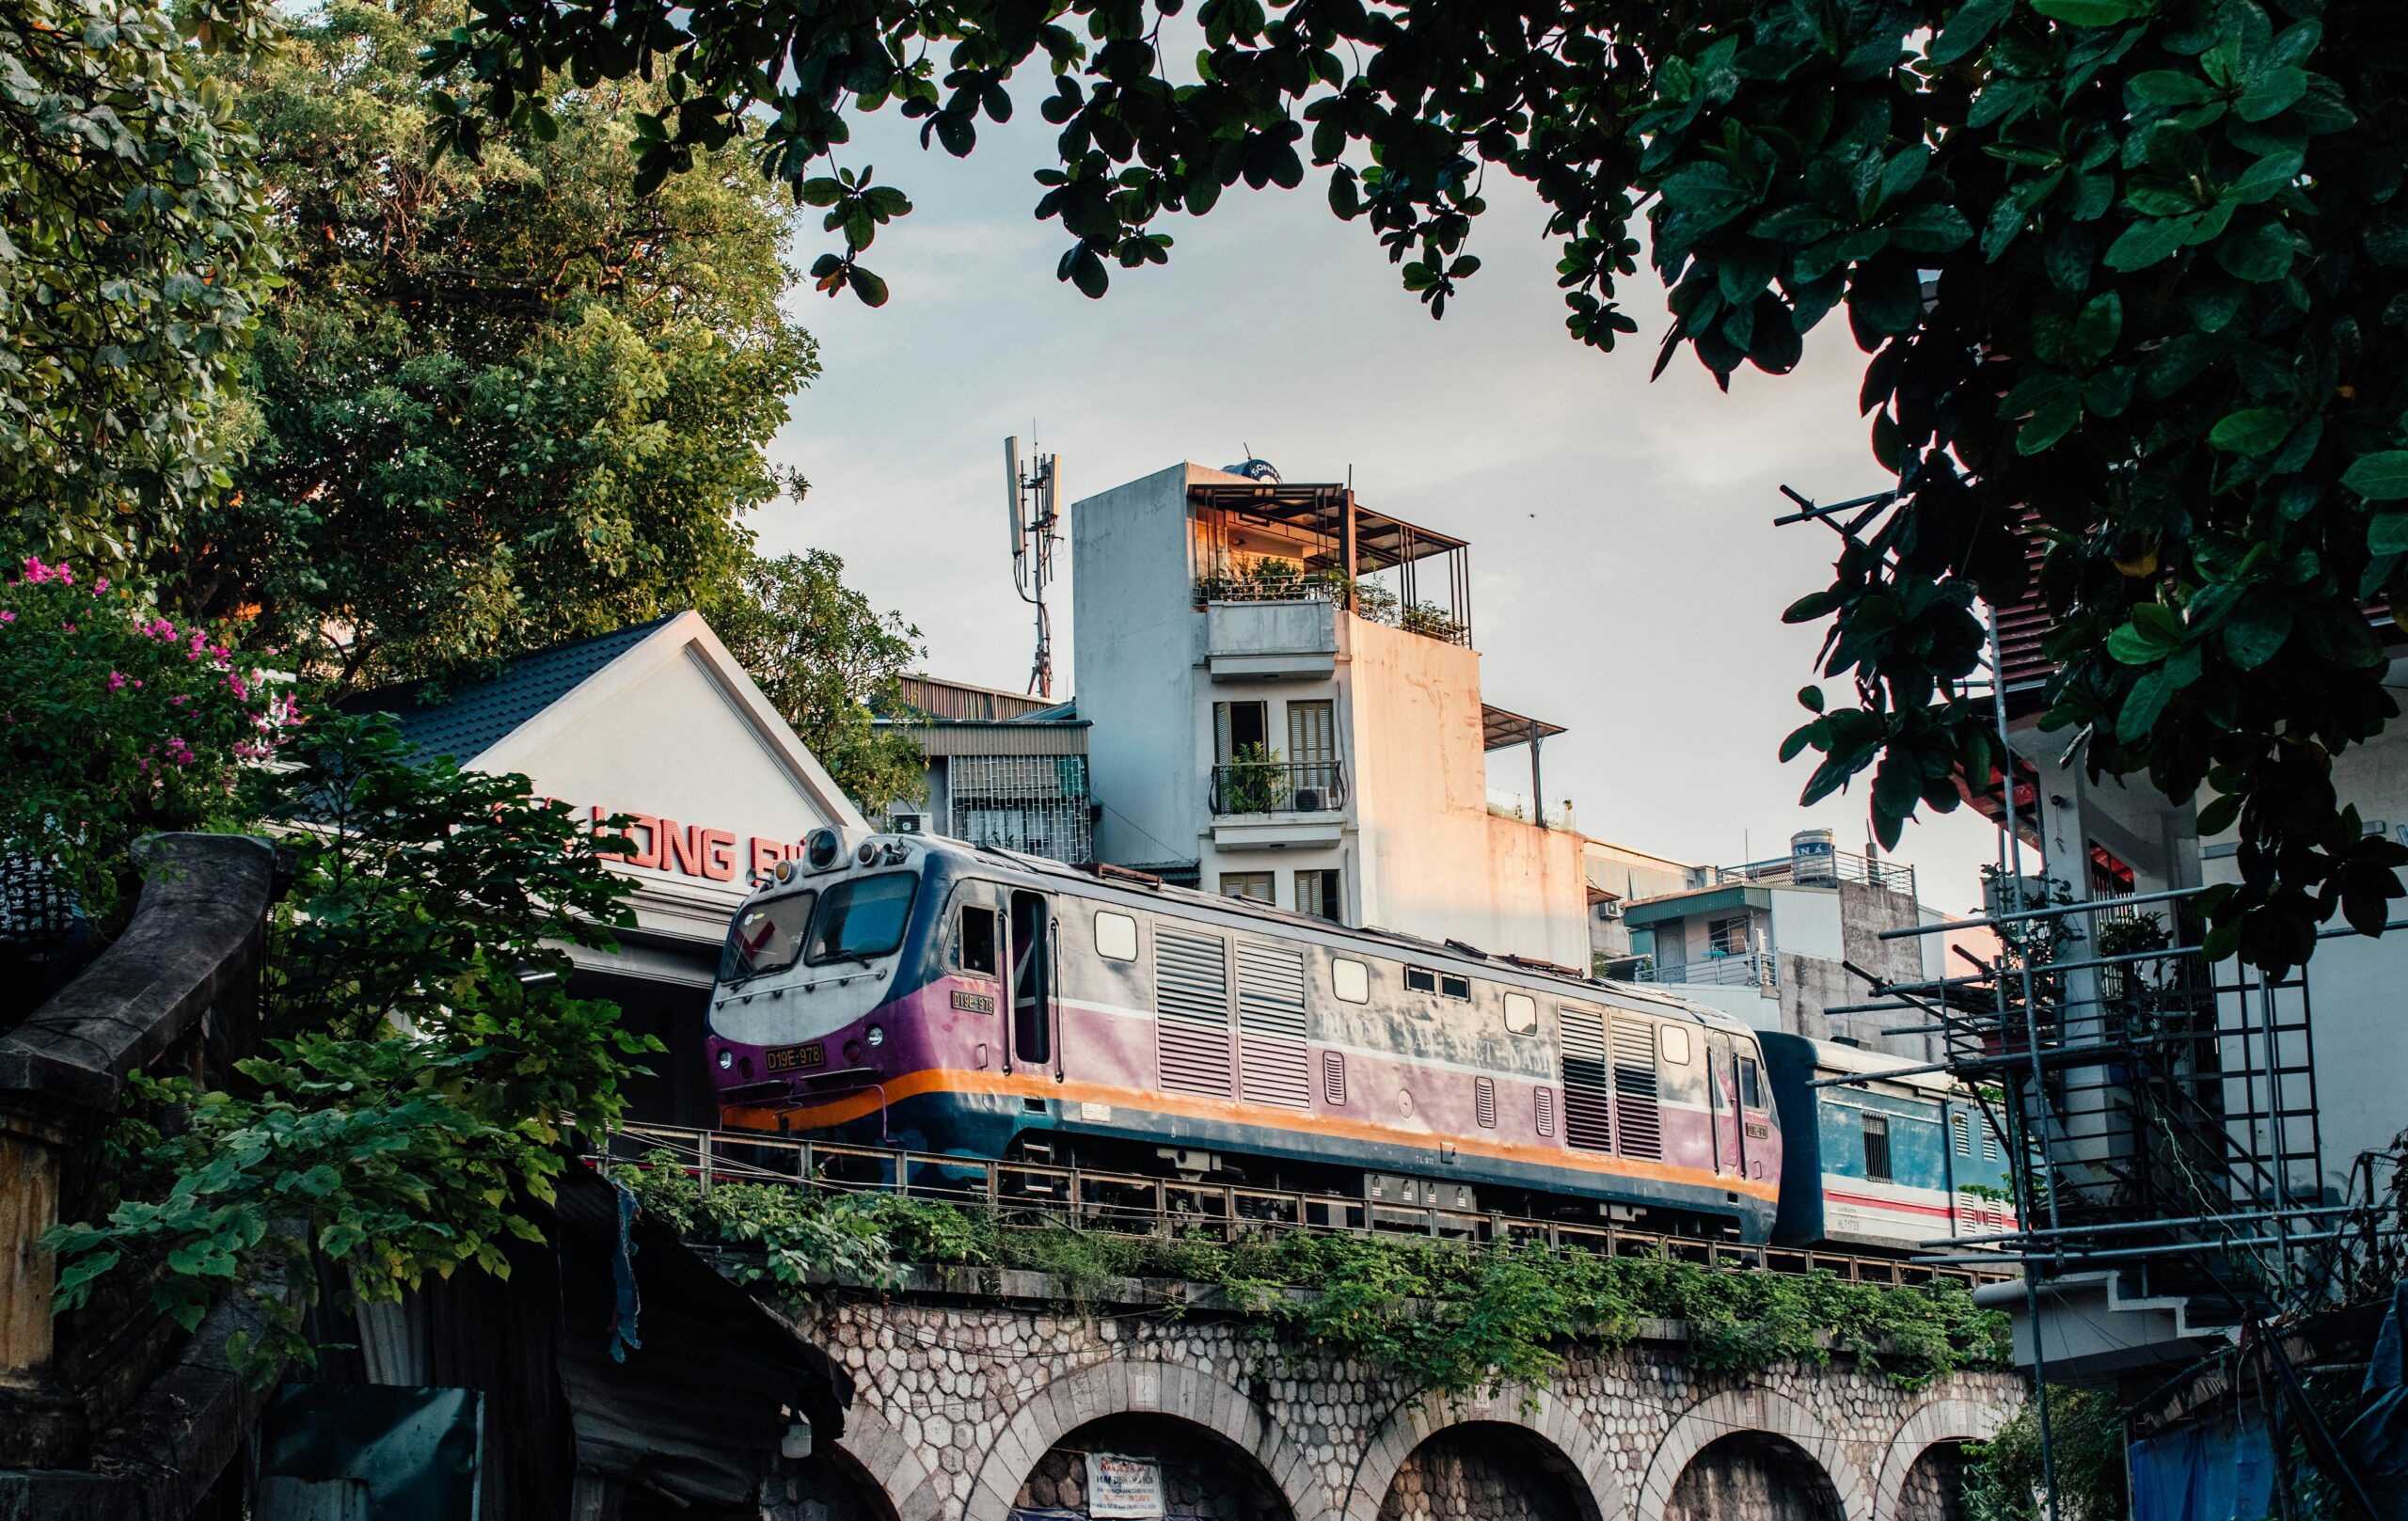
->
[705,548,928,811]
[47,713,658,1378]
[431,0,2408,971]
[0,0,278,572]
[173,0,820,688]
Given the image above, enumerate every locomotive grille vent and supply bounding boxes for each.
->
[1610,1017,1662,1161]
[1534,1085,1556,1138]
[1235,941,1310,1109]
[1155,928,1233,1099]
[1556,1005,1614,1153]
[1474,1076,1497,1130]
[1323,1051,1346,1106]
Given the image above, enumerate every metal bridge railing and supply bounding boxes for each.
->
[589,1122,2015,1290]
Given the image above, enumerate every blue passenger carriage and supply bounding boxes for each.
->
[1759,1032,2017,1253]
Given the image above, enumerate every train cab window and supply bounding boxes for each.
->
[805,874,917,964]
[1010,891,1051,1066]
[1659,1025,1691,1065]
[1094,911,1139,961]
[955,904,998,975]
[1738,1055,1764,1110]
[1503,991,1537,1035]
[1862,1111,1893,1181]
[1439,973,1472,1000]
[1332,958,1370,1004]
[1404,967,1438,994]
[721,891,816,982]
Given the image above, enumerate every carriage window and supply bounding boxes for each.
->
[955,904,998,975]
[1332,958,1370,1004]
[1738,1056,1764,1110]
[1094,911,1139,961]
[1404,967,1437,993]
[1503,991,1537,1035]
[1439,974,1472,1000]
[721,891,816,981]
[1862,1111,1893,1181]
[805,874,919,963]
[1659,1025,1691,1065]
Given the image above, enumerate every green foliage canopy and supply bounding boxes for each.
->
[0,0,278,570]
[705,547,930,811]
[179,0,820,688]
[433,0,2408,970]
[47,714,661,1378]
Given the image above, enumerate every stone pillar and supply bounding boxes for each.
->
[0,1105,66,1388]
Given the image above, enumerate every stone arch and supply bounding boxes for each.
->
[1341,1387,1623,1521]
[1635,1386,1871,1521]
[1871,1394,2016,1521]
[833,1398,948,1521]
[965,1357,1331,1521]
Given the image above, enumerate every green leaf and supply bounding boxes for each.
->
[2343,452,2408,501]
[2117,669,2173,742]
[2104,217,2186,272]
[2222,594,2292,670]
[846,265,890,307]
[1928,0,2014,65]
[2031,0,2152,24]
[2128,71,2215,105]
[2209,408,2294,455]
[2214,220,2297,282]
[2071,292,2121,364]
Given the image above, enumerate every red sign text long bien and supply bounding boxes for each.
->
[588,806,812,884]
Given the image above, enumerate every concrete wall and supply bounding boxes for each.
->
[1072,463,1212,867]
[1347,615,1588,964]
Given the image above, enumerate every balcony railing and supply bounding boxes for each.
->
[1697,849,1916,898]
[1602,951,1777,990]
[1210,760,1348,816]
[1194,572,1470,647]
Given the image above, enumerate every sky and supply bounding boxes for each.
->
[748,100,2004,915]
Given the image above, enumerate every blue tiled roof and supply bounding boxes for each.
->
[340,614,679,763]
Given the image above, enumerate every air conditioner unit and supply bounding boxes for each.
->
[890,814,925,834]
[1291,787,1324,812]
[1595,900,1624,920]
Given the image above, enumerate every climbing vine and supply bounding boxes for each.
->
[613,1157,2008,1396]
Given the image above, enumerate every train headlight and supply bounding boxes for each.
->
[772,857,799,884]
[716,1048,735,1070]
[804,828,842,871]
[866,1024,885,1048]
[856,839,881,865]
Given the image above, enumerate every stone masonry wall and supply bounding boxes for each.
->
[777,1271,2025,1521]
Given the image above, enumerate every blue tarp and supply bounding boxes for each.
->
[2341,1280,2408,1521]
[2129,1411,2274,1521]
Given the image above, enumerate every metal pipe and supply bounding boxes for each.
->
[1877,883,2204,938]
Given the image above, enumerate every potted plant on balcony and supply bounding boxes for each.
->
[1223,742,1291,813]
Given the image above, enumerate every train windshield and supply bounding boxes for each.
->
[721,890,816,983]
[804,873,919,964]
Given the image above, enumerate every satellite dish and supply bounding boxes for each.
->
[1004,437,1025,559]
[1222,457,1282,483]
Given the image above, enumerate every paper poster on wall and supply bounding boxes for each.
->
[1084,1450,1164,1519]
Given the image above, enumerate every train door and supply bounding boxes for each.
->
[1735,1046,1768,1183]
[1703,1033,1745,1180]
[1008,890,1056,1078]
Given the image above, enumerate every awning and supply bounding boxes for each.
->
[1624,885,1771,928]
[1481,704,1567,753]
[1187,481,1466,572]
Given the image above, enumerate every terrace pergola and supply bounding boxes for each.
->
[1188,480,1472,644]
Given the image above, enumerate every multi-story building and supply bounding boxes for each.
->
[873,674,1095,863]
[1592,830,1964,1060]
[1070,461,1590,967]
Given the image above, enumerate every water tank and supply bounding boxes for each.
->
[1792,828,1837,885]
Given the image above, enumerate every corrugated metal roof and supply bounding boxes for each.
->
[884,720,1089,758]
[1622,884,1770,927]
[340,614,677,762]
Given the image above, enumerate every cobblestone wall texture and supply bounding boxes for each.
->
[1372,1425,1587,1521]
[768,1276,2023,1521]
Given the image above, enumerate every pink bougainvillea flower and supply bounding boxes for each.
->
[105,672,125,694]
[0,610,14,625]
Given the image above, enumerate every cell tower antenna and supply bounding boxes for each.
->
[1004,436,1067,699]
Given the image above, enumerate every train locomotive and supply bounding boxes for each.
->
[704,829,2011,1253]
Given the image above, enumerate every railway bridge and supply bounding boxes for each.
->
[767,1266,2023,1521]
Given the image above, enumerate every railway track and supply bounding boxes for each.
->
[594,1122,2017,1290]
